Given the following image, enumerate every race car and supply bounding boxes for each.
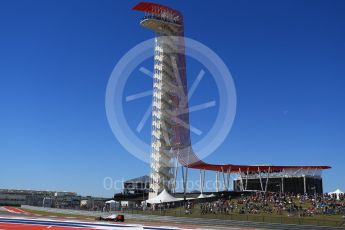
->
[95,213,125,222]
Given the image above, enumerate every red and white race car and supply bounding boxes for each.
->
[95,214,125,222]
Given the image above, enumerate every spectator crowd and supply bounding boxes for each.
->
[197,192,345,217]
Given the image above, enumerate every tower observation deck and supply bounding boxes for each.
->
[133,2,331,199]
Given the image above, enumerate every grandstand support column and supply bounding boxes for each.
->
[173,159,179,194]
[245,168,249,190]
[221,167,228,191]
[281,169,285,193]
[226,169,231,191]
[216,171,220,192]
[239,168,244,191]
[199,170,205,194]
[258,167,264,191]
[199,170,202,194]
[281,177,284,193]
[182,166,188,201]
[303,175,307,194]
[265,167,271,194]
[202,170,205,194]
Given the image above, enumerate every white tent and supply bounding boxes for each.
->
[146,189,181,204]
[197,193,207,199]
[105,200,119,211]
[105,199,116,204]
[197,193,217,199]
[329,189,343,200]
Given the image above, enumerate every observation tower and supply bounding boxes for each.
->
[133,2,190,198]
[133,2,331,199]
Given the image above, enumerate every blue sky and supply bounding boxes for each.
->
[0,0,344,197]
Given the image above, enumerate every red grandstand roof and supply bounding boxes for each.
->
[189,161,331,173]
[132,2,183,20]
[175,148,331,173]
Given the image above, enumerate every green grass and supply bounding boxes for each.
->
[21,208,95,219]
[22,206,345,228]
[122,205,345,228]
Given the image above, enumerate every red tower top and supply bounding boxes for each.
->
[133,2,183,24]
